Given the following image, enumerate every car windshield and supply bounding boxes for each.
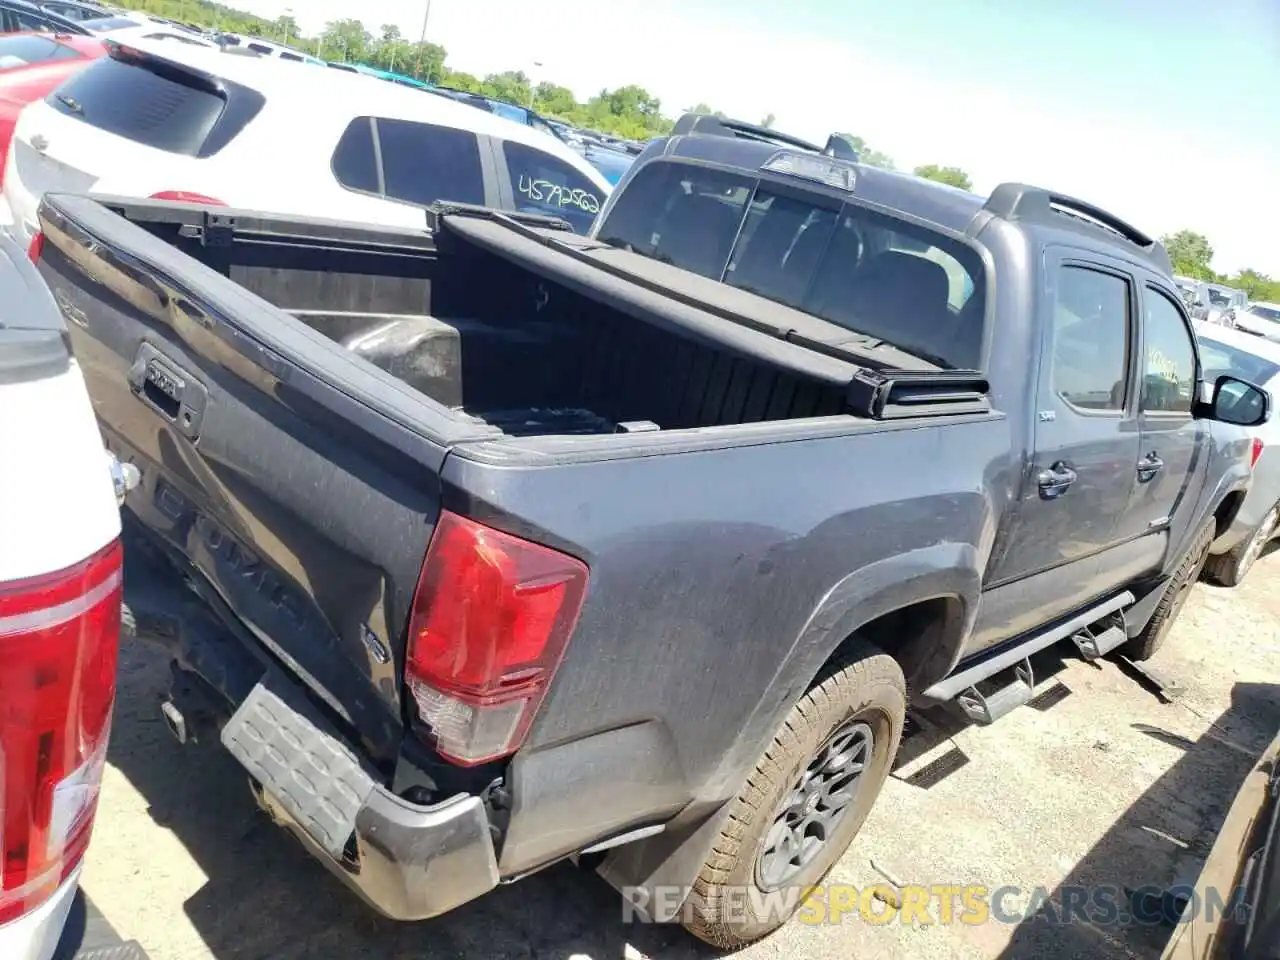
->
[81,15,141,30]
[1198,336,1280,386]
[1251,306,1280,323]
[595,159,987,370]
[1207,288,1233,307]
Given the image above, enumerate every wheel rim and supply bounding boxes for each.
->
[1240,507,1280,577]
[755,718,875,891]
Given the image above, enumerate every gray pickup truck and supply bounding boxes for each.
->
[29,113,1269,947]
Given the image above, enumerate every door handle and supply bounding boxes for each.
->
[1037,461,1078,500]
[1137,452,1164,483]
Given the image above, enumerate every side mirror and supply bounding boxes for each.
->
[1197,375,1270,427]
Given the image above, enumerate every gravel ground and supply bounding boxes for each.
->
[81,545,1280,960]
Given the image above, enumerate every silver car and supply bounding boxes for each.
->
[1199,324,1280,584]
[1234,300,1280,342]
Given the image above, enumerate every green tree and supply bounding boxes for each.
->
[482,70,533,106]
[832,133,895,169]
[380,24,402,43]
[274,14,299,45]
[1162,230,1215,279]
[319,18,371,63]
[533,82,578,118]
[1229,269,1280,303]
[913,164,973,190]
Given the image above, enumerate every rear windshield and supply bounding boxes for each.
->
[596,160,987,370]
[47,54,260,157]
[0,35,75,69]
[80,16,140,30]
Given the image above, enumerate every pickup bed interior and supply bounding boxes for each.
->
[107,204,879,438]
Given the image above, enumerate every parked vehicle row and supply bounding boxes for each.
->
[0,35,611,240]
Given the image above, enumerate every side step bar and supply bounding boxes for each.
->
[1071,612,1129,661]
[923,591,1135,704]
[956,659,1034,726]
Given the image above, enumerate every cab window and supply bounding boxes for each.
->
[502,140,603,233]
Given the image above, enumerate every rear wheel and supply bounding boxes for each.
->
[680,644,905,948]
[1124,521,1214,662]
[1204,504,1279,588]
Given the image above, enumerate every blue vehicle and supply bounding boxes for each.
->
[578,144,634,185]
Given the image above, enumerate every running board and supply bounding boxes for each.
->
[923,591,1135,702]
[956,660,1034,726]
[1071,613,1129,661]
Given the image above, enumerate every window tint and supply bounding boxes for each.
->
[595,160,986,369]
[375,117,485,207]
[0,34,59,69]
[503,139,603,233]
[278,51,303,62]
[1142,288,1197,414]
[1050,266,1131,411]
[247,42,273,55]
[331,118,379,193]
[48,57,229,156]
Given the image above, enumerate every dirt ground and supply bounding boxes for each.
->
[81,545,1280,960]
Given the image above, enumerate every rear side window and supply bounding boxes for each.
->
[6,9,59,31]
[331,117,379,193]
[596,160,986,369]
[333,116,486,208]
[1049,266,1132,412]
[502,140,603,233]
[247,42,273,55]
[0,35,61,69]
[47,55,262,157]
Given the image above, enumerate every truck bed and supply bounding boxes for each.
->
[75,197,898,440]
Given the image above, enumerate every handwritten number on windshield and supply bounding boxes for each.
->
[518,174,600,215]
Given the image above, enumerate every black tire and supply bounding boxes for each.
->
[1124,521,1214,661]
[680,645,906,949]
[1203,504,1279,588]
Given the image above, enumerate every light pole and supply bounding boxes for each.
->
[414,0,433,79]
[529,60,543,108]
[281,7,293,45]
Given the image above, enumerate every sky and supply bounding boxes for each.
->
[232,0,1280,276]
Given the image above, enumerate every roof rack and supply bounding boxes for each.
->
[983,183,1172,273]
[671,113,860,163]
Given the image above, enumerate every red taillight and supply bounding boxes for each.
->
[404,512,588,767]
[26,231,44,265]
[1251,437,1265,469]
[148,191,227,206]
[0,540,122,924]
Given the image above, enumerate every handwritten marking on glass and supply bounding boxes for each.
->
[518,174,600,215]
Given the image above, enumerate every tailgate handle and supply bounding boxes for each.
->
[128,343,207,442]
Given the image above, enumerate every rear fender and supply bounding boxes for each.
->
[598,542,982,914]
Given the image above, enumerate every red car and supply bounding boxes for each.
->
[0,32,102,186]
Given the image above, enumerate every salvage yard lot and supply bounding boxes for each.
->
[85,550,1280,960]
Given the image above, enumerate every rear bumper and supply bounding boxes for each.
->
[221,680,501,922]
[125,537,501,923]
[0,868,80,960]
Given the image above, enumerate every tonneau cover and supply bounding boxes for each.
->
[441,215,921,389]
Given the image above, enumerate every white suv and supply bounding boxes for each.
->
[0,36,611,243]
[0,233,126,960]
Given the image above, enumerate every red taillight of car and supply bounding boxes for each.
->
[1251,437,1265,469]
[0,540,123,924]
[148,191,227,206]
[404,512,588,767]
[26,230,44,265]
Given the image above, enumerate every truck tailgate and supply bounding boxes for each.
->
[34,195,453,761]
